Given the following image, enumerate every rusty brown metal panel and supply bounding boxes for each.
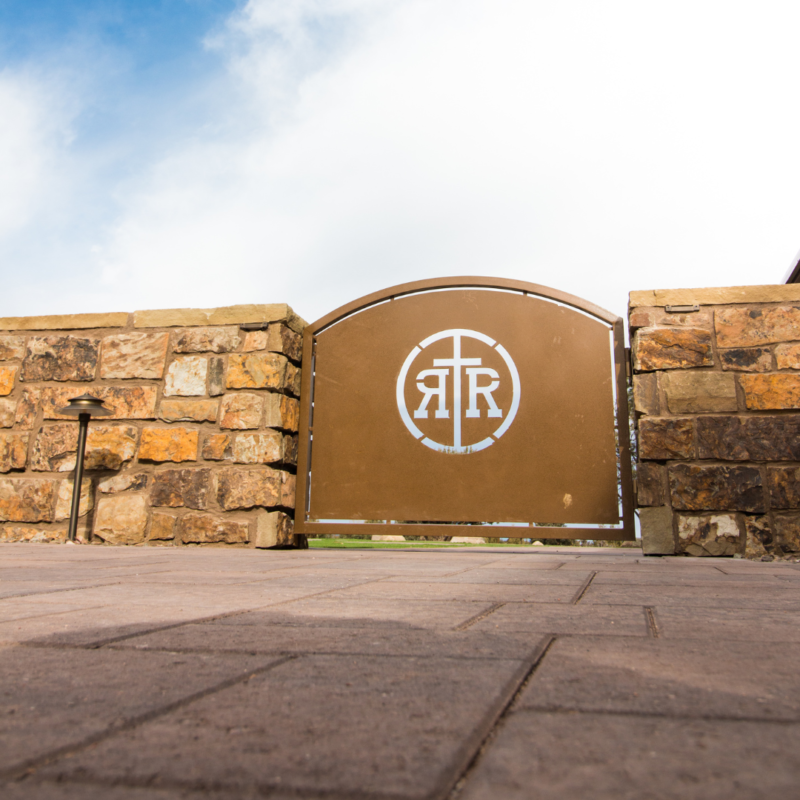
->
[294,277,634,541]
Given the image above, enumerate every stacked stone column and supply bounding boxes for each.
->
[0,304,304,547]
[631,286,800,558]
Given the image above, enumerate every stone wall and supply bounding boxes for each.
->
[0,304,305,547]
[630,285,800,558]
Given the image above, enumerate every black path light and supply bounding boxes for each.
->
[58,395,113,542]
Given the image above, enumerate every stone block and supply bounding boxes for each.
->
[233,432,283,464]
[668,464,764,512]
[242,330,268,352]
[54,477,93,521]
[226,353,288,390]
[149,511,177,541]
[158,399,218,423]
[767,467,800,509]
[31,424,137,472]
[631,373,659,416]
[164,356,208,397]
[215,467,280,510]
[266,323,303,362]
[133,308,209,328]
[0,311,128,330]
[0,478,56,522]
[15,388,39,429]
[264,394,300,432]
[696,415,800,461]
[639,506,675,555]
[0,398,16,428]
[632,327,713,371]
[0,525,66,543]
[219,393,262,429]
[285,362,302,397]
[280,471,296,509]
[719,347,772,372]
[93,494,148,544]
[775,343,800,370]
[772,514,800,555]
[715,306,800,348]
[628,311,653,329]
[282,434,298,465]
[208,356,225,396]
[0,335,26,360]
[695,416,749,460]
[253,510,294,548]
[100,332,169,380]
[98,472,148,494]
[741,374,800,410]
[179,512,249,544]
[151,468,210,509]
[664,372,738,413]
[21,336,99,382]
[173,327,241,354]
[744,515,774,559]
[637,418,694,460]
[0,431,27,472]
[0,365,18,395]
[138,427,198,462]
[41,385,157,420]
[201,433,231,461]
[630,285,800,307]
[635,463,664,507]
[677,513,741,556]
[133,303,304,330]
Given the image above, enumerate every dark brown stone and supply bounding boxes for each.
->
[202,433,231,461]
[0,478,56,522]
[719,347,772,372]
[215,467,280,510]
[767,467,800,509]
[632,373,659,416]
[744,515,775,559]
[772,514,800,555]
[179,512,249,544]
[0,432,28,472]
[282,434,298,466]
[151,469,210,509]
[632,327,713,372]
[637,418,694,460]
[285,363,302,397]
[208,356,225,397]
[267,323,303,362]
[636,463,664,507]
[21,336,99,382]
[696,415,800,461]
[669,464,765,512]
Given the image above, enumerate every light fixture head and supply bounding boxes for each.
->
[58,394,113,417]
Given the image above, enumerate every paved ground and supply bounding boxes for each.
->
[1,544,799,799]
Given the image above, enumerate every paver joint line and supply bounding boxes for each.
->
[515,705,800,725]
[453,602,506,631]
[571,570,597,604]
[645,606,660,638]
[1,654,298,782]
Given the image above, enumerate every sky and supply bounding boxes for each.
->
[1,0,799,328]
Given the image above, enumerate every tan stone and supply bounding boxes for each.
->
[652,308,714,329]
[98,472,148,494]
[266,324,302,362]
[133,308,209,328]
[21,336,99,382]
[201,433,231,461]
[253,510,294,548]
[164,356,207,396]
[149,511,177,541]
[264,394,300,431]
[677,513,741,557]
[775,343,800,370]
[133,303,305,331]
[715,306,800,348]
[233,432,283,464]
[639,506,675,555]
[219,393,263,429]
[173,327,241,354]
[0,526,66,543]
[772,515,800,555]
[41,386,157,420]
[179,512,249,544]
[30,424,77,471]
[636,463,664,507]
[629,285,800,308]
[0,478,56,522]
[93,494,148,544]
[138,427,198,462]
[54,478,93,521]
[15,387,39,429]
[0,365,18,395]
[0,432,28,472]
[226,353,287,390]
[0,311,129,331]
[628,311,653,330]
[280,471,296,509]
[719,347,772,372]
[740,374,800,410]
[242,330,268,352]
[151,468,210,509]
[100,332,169,379]
[632,373,659,416]
[632,328,713,371]
[285,362,302,397]
[664,372,738,414]
[0,335,26,360]
[0,399,15,428]
[31,424,137,472]
[215,467,280,510]
[158,399,218,423]
[744,516,774,559]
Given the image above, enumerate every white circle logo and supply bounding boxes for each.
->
[396,329,521,453]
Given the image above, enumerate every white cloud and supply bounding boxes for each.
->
[4,0,800,323]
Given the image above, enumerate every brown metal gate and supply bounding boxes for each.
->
[294,277,634,540]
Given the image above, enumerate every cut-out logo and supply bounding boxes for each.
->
[396,329,520,453]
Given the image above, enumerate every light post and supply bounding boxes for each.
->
[58,395,112,542]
